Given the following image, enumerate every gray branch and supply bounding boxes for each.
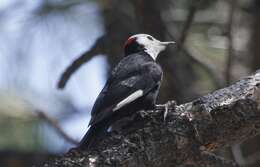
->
[42,70,260,167]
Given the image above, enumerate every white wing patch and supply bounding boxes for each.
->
[112,90,143,111]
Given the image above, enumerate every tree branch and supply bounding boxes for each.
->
[43,70,260,166]
[57,36,106,89]
[36,110,78,145]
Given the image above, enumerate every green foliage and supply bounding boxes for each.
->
[0,117,42,151]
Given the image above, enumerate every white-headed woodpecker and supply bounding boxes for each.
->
[79,34,175,149]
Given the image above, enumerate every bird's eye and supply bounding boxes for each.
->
[147,36,153,41]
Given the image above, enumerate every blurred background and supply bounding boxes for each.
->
[0,0,259,166]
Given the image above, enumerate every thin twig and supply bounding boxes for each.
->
[36,110,79,145]
[225,0,237,85]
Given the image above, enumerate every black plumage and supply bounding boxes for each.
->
[79,34,174,150]
[79,52,162,149]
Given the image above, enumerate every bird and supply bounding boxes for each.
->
[79,34,175,150]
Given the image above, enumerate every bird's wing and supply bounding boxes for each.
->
[88,62,162,126]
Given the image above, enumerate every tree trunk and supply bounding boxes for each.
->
[251,0,260,71]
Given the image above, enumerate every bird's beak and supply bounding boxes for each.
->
[160,41,175,46]
[157,41,175,52]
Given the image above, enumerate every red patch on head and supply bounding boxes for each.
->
[124,37,136,48]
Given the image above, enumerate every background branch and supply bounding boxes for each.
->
[176,0,200,52]
[164,0,224,88]
[165,26,224,88]
[36,110,78,145]
[57,36,106,89]
[225,0,237,85]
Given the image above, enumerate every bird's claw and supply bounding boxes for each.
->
[156,100,176,122]
[163,104,169,122]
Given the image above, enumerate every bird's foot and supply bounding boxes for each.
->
[156,100,176,121]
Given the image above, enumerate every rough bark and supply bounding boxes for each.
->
[42,70,260,167]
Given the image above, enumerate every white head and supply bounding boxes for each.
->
[124,34,175,60]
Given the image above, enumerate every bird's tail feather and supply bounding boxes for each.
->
[78,122,108,150]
